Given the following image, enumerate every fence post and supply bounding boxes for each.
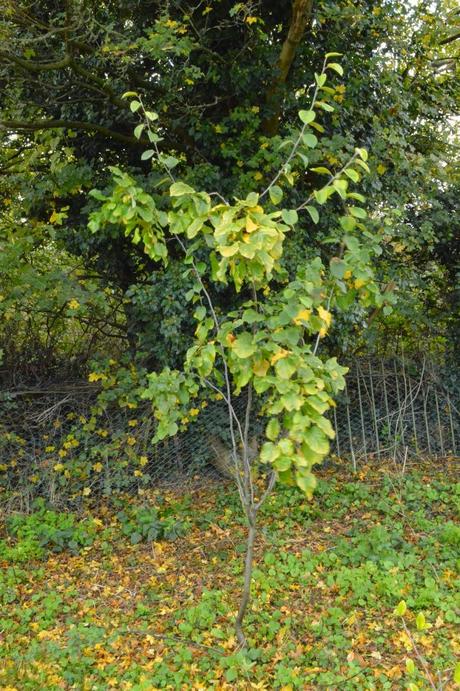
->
[356,363,368,462]
[345,379,357,473]
[368,360,381,461]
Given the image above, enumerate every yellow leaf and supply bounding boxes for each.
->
[354,278,365,289]
[219,243,239,257]
[82,487,91,496]
[270,349,289,365]
[88,372,106,382]
[293,308,311,325]
[92,462,103,473]
[245,15,258,24]
[245,216,259,232]
[252,359,270,376]
[68,299,80,310]
[377,163,386,175]
[317,306,332,326]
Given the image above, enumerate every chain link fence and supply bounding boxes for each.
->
[0,355,458,513]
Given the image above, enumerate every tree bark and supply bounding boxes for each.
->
[262,0,314,137]
[235,515,257,647]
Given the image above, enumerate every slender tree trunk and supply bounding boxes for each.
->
[235,514,257,647]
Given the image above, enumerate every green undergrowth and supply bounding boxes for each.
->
[0,463,459,690]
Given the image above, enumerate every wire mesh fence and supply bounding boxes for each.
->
[0,355,458,512]
[331,356,459,469]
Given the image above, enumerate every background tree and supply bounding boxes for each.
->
[0,0,458,378]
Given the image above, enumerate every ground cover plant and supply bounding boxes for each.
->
[0,462,459,690]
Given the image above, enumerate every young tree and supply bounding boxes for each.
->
[89,55,394,646]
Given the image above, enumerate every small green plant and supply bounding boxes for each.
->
[116,504,189,544]
[394,600,451,691]
[2,499,97,562]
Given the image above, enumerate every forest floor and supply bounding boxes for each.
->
[0,460,459,690]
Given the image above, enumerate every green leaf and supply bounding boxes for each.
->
[327,62,344,76]
[310,167,331,175]
[141,149,154,161]
[266,418,280,441]
[134,124,144,139]
[302,133,318,148]
[315,73,327,87]
[330,258,346,279]
[275,357,296,380]
[274,456,292,472]
[130,100,141,113]
[269,185,283,205]
[406,659,416,675]
[163,156,179,169]
[299,109,316,124]
[325,52,342,58]
[317,101,334,112]
[305,206,319,224]
[232,332,256,358]
[310,121,325,133]
[246,191,259,206]
[339,216,356,232]
[345,168,360,183]
[145,111,158,121]
[303,426,329,455]
[300,444,324,465]
[296,471,317,497]
[395,600,407,616]
[347,192,366,203]
[415,612,426,630]
[314,187,329,205]
[170,182,195,196]
[122,91,138,99]
[194,306,206,321]
[454,662,460,684]
[355,158,370,173]
[260,441,279,463]
[349,206,367,219]
[281,209,298,226]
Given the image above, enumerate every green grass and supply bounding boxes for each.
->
[0,462,459,689]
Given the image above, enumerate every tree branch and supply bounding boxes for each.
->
[0,51,71,72]
[439,30,460,46]
[262,0,314,136]
[0,119,147,147]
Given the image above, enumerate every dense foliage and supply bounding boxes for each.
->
[1,0,459,380]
